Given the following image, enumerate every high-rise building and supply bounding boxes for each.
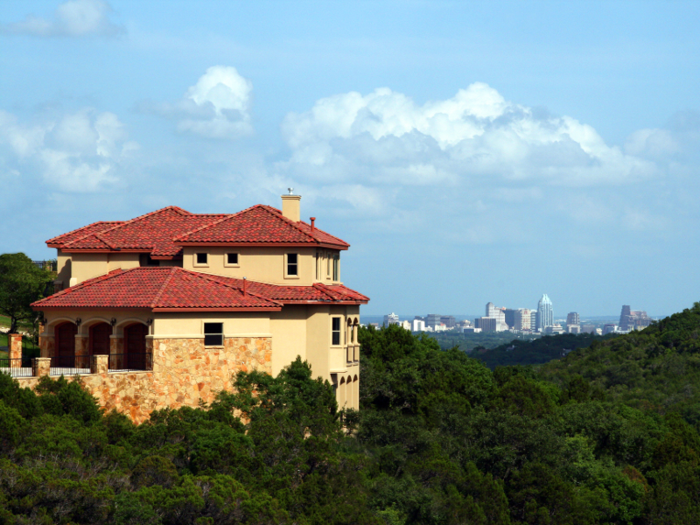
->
[530,311,538,331]
[513,309,532,331]
[484,302,508,331]
[426,314,442,329]
[383,313,399,326]
[440,316,456,329]
[412,319,426,332]
[619,305,652,331]
[504,309,517,329]
[474,317,497,332]
[536,294,553,331]
[566,312,580,326]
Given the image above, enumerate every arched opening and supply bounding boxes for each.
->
[89,322,112,356]
[55,322,77,367]
[124,322,148,370]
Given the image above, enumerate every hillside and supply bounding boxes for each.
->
[2,304,700,523]
[473,332,617,369]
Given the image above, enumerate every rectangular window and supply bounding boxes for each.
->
[332,317,341,345]
[204,323,223,346]
[226,253,239,265]
[332,255,339,281]
[196,252,208,265]
[287,253,298,276]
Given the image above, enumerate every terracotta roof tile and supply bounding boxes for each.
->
[174,205,350,248]
[32,268,369,310]
[47,221,123,247]
[32,267,281,310]
[62,207,227,257]
[51,204,349,256]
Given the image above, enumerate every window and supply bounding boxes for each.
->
[287,253,298,276]
[204,323,223,346]
[196,252,208,265]
[332,254,339,281]
[332,317,341,345]
[226,253,239,265]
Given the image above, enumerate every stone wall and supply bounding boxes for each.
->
[17,336,272,424]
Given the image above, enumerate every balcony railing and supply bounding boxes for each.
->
[50,355,91,376]
[108,353,152,372]
[0,356,33,378]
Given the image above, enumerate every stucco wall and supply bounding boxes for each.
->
[182,246,319,285]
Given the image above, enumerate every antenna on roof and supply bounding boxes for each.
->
[287,187,294,195]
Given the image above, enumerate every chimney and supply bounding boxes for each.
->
[243,277,247,297]
[281,189,301,222]
[310,217,316,232]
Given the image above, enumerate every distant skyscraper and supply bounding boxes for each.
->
[567,312,580,326]
[383,313,399,326]
[426,314,442,329]
[536,294,553,331]
[619,305,652,331]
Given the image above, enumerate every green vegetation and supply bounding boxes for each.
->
[473,332,617,369]
[0,253,54,334]
[5,303,700,523]
[429,330,539,353]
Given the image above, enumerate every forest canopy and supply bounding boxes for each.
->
[3,303,700,523]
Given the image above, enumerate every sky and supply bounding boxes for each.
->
[1,0,699,318]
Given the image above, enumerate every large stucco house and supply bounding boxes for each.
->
[28,194,368,422]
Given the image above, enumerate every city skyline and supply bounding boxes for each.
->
[2,1,699,317]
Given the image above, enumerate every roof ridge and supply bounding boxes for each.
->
[172,214,234,241]
[32,268,126,306]
[94,232,118,250]
[180,268,283,306]
[46,221,124,245]
[150,267,177,308]
[312,282,341,301]
[256,205,318,243]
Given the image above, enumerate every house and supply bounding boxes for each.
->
[29,194,368,422]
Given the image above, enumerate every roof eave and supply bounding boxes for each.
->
[151,307,282,312]
[176,241,349,250]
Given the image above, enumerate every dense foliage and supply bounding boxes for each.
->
[5,303,700,523]
[428,330,538,353]
[0,253,53,334]
[473,332,617,369]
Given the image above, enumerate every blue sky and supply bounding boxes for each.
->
[2,0,699,318]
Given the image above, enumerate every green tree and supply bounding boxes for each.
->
[0,253,53,333]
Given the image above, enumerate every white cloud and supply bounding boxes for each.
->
[281,82,657,191]
[0,108,137,192]
[144,66,254,139]
[1,0,124,37]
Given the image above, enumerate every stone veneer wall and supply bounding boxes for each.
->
[18,336,272,424]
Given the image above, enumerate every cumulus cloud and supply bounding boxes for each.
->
[0,108,137,192]
[143,66,254,139]
[280,82,656,189]
[1,0,124,37]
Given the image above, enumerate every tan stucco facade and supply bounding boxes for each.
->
[38,196,365,420]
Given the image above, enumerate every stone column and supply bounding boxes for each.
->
[33,357,51,378]
[91,354,109,374]
[110,335,123,369]
[8,334,22,361]
[75,334,89,368]
[39,335,55,358]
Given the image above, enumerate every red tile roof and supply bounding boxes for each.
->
[175,205,349,249]
[47,221,124,248]
[48,204,349,257]
[32,267,368,311]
